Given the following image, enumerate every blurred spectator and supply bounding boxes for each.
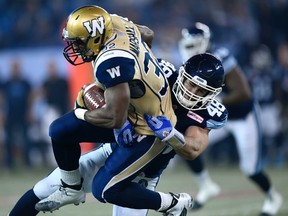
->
[27,60,70,167]
[246,44,283,166]
[271,41,288,167]
[0,78,5,166]
[277,42,288,123]
[42,60,70,115]
[41,59,69,150]
[27,88,51,168]
[1,59,33,169]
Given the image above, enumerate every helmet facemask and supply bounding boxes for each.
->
[178,22,211,62]
[63,29,96,65]
[173,66,222,110]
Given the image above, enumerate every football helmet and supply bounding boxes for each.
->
[173,53,224,110]
[178,22,211,62]
[62,6,114,65]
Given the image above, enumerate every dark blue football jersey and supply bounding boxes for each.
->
[142,59,228,179]
[247,66,279,106]
[212,47,254,120]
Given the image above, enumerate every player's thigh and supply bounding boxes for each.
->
[230,112,261,174]
[260,104,281,137]
[92,136,166,199]
[208,126,229,145]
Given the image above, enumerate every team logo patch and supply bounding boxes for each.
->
[106,66,121,78]
[187,111,204,123]
[83,16,105,36]
[162,130,170,138]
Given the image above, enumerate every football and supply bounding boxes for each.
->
[83,83,105,110]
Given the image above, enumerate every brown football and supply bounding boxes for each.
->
[83,83,105,110]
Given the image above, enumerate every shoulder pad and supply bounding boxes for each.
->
[157,58,177,78]
[213,47,238,74]
[213,47,230,60]
[206,116,227,129]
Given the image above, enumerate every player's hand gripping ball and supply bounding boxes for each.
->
[83,83,106,110]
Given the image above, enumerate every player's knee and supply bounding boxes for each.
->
[92,184,119,204]
[92,184,106,203]
[49,119,62,139]
[101,188,120,204]
[49,118,71,140]
[108,187,121,203]
[239,163,254,176]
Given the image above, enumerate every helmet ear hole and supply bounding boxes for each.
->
[94,37,100,44]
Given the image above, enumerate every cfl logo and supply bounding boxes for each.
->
[83,16,105,36]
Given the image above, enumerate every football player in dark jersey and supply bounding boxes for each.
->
[8,53,228,216]
[178,22,283,216]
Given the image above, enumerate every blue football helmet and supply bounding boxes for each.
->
[178,22,211,62]
[173,53,224,110]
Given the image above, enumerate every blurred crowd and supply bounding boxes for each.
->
[0,0,288,169]
[0,59,70,169]
[1,0,288,61]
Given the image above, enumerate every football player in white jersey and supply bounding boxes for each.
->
[178,22,283,216]
[33,5,197,216]
[8,53,228,216]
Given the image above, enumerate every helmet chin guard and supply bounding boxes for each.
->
[63,33,95,65]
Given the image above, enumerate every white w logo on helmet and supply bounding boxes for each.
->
[83,17,105,36]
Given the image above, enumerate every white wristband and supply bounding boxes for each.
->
[163,128,186,150]
[74,108,87,121]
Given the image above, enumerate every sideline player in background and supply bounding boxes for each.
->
[178,22,283,216]
[8,53,228,216]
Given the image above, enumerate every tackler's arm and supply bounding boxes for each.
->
[144,114,209,160]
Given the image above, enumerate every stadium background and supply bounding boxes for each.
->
[0,0,287,215]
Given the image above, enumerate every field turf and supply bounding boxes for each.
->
[1,158,287,216]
